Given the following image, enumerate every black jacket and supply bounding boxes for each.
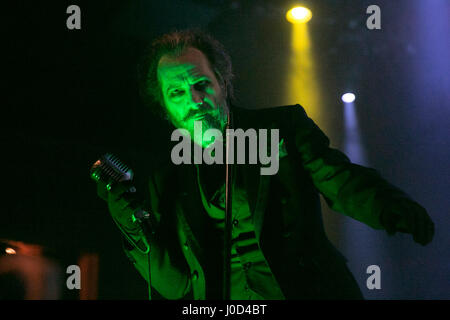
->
[121,104,416,299]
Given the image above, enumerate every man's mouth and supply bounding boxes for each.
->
[191,113,209,121]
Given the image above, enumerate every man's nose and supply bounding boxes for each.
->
[189,86,204,107]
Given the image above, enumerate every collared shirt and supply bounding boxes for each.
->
[195,164,285,300]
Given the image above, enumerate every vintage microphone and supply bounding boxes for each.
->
[90,153,154,300]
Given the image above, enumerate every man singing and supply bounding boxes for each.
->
[100,29,434,300]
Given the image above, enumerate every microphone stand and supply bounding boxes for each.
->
[134,209,155,301]
[223,110,233,300]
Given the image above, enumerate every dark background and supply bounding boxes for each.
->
[3,0,449,299]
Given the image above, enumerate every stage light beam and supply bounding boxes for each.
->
[285,21,322,122]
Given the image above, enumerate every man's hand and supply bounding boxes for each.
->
[381,199,435,245]
[99,180,141,233]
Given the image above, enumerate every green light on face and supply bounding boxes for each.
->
[158,48,228,149]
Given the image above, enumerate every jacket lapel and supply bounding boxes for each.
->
[241,163,271,242]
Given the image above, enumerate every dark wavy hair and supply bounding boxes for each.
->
[137,29,235,117]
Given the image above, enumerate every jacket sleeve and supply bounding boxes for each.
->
[277,104,416,230]
[118,170,191,299]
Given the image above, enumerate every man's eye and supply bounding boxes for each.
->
[195,80,210,90]
[169,89,185,97]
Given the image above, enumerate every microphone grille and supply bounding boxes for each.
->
[90,153,134,184]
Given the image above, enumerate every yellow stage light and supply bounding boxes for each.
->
[286,6,312,24]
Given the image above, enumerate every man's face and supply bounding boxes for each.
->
[157,47,229,148]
